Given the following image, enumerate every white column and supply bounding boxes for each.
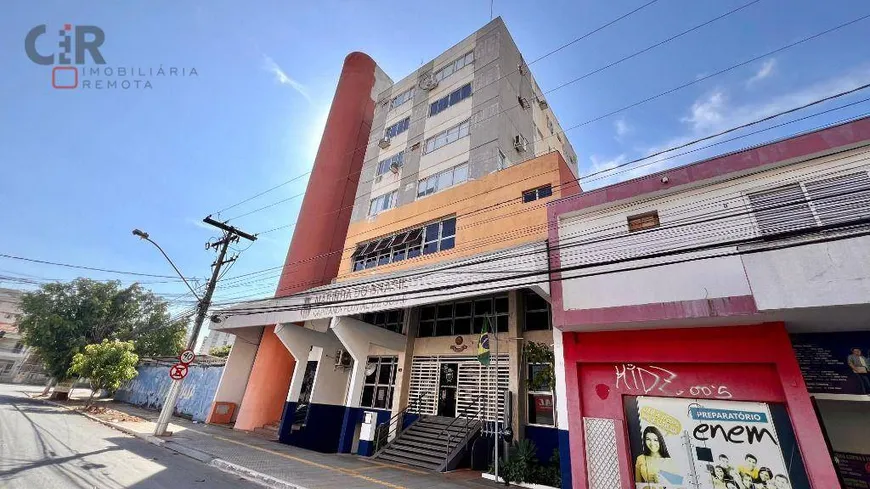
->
[209,326,262,420]
[552,328,569,431]
[274,321,343,404]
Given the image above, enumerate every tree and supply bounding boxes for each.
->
[17,278,187,380]
[68,339,139,406]
[209,344,232,358]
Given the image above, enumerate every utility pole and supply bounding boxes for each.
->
[136,216,256,436]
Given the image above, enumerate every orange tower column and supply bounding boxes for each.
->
[232,52,380,431]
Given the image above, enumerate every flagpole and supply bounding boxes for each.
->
[493,314,499,483]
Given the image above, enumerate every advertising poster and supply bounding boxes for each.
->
[790,331,870,395]
[633,397,794,489]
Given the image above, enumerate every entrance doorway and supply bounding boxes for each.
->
[438,363,458,417]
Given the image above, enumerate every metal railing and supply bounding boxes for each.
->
[373,390,431,453]
[439,396,485,462]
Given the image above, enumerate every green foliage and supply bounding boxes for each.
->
[68,339,139,403]
[524,342,555,391]
[17,278,187,379]
[500,439,538,485]
[209,344,232,358]
[494,443,562,488]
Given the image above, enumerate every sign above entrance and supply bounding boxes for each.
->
[213,242,550,330]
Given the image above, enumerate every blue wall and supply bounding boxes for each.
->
[278,402,391,454]
[524,426,572,489]
[114,363,223,423]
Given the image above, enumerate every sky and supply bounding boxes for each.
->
[2,0,869,346]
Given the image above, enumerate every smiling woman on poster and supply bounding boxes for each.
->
[635,426,679,483]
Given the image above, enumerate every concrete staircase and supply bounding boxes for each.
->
[374,416,481,471]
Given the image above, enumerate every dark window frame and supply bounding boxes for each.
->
[352,217,456,271]
[627,211,660,232]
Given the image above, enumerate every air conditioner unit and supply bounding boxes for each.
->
[389,161,402,173]
[513,135,528,153]
[374,174,383,183]
[378,137,391,149]
[518,63,527,76]
[518,96,531,110]
[418,72,438,91]
[334,349,353,369]
[537,97,548,110]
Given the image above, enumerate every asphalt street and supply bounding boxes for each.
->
[0,383,258,489]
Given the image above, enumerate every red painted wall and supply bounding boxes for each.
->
[232,52,379,431]
[561,323,839,489]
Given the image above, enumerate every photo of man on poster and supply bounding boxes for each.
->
[847,347,870,394]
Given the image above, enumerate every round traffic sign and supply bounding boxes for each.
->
[179,349,196,365]
[169,363,189,380]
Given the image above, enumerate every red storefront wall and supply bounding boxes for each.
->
[561,323,839,489]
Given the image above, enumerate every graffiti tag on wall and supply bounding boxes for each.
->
[614,364,732,399]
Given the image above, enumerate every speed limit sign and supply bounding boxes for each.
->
[179,349,196,365]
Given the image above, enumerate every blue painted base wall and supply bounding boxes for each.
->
[523,426,572,489]
[114,363,223,422]
[276,401,390,455]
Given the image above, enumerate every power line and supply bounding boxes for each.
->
[213,152,870,312]
[230,10,867,231]
[210,0,672,220]
[215,96,870,290]
[0,253,201,281]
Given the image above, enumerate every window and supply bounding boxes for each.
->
[522,184,553,203]
[527,362,555,426]
[627,211,660,232]
[356,309,405,334]
[390,88,415,110]
[368,190,398,216]
[360,356,397,409]
[417,163,468,198]
[12,342,23,354]
[523,290,551,331]
[424,120,470,154]
[433,51,474,83]
[547,117,554,135]
[384,117,410,139]
[747,173,870,238]
[498,149,508,170]
[351,217,455,271]
[803,172,870,226]
[536,128,544,143]
[418,293,509,337]
[429,83,472,116]
[377,152,404,176]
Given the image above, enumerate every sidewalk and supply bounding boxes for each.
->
[25,387,500,489]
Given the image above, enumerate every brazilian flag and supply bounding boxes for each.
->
[478,317,491,365]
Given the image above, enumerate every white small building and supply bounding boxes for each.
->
[0,288,48,384]
[199,329,235,355]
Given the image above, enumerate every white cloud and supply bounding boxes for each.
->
[681,91,727,133]
[614,118,632,141]
[582,69,870,189]
[746,58,776,87]
[263,54,311,103]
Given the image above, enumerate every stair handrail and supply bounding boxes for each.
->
[439,395,485,460]
[373,390,431,453]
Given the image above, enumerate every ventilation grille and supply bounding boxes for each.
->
[584,417,621,489]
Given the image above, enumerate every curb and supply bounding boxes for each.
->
[26,393,296,489]
[210,459,308,489]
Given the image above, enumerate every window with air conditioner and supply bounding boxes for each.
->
[377,152,404,176]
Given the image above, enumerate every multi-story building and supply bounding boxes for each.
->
[207,17,578,481]
[548,119,870,489]
[0,288,48,385]
[198,329,235,355]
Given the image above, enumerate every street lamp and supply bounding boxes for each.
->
[132,228,210,436]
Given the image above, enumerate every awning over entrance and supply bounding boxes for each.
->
[212,241,550,331]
